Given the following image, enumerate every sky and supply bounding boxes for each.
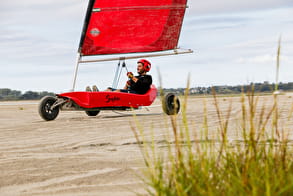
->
[0,0,292,93]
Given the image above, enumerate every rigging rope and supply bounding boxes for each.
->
[112,58,129,89]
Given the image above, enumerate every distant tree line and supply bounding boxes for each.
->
[0,88,55,101]
[163,81,293,95]
[1,81,292,100]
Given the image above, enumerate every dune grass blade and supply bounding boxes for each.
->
[275,37,281,91]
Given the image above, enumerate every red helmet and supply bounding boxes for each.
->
[137,59,151,72]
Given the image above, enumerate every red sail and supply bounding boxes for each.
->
[80,0,187,56]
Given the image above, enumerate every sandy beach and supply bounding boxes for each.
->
[0,94,292,196]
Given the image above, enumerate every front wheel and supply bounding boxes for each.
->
[85,110,100,116]
[38,96,59,121]
[162,93,180,115]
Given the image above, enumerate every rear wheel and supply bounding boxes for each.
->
[162,93,180,115]
[39,96,59,121]
[85,110,100,116]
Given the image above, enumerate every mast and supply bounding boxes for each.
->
[71,0,96,91]
[78,0,96,54]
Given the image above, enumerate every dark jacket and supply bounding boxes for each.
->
[129,75,152,94]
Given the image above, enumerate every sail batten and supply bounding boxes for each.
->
[80,0,188,56]
[93,5,187,12]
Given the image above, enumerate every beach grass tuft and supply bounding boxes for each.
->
[132,38,293,195]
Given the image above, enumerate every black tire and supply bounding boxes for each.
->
[85,110,100,116]
[162,93,180,115]
[38,96,59,121]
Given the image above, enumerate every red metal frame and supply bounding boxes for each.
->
[58,85,157,109]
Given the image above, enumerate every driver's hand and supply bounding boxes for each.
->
[127,72,134,79]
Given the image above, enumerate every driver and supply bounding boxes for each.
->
[108,59,152,94]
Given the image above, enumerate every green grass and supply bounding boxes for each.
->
[132,38,293,195]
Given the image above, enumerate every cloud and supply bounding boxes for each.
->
[236,55,275,64]
[0,0,86,65]
[187,0,293,15]
[0,0,86,27]
[235,53,291,64]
